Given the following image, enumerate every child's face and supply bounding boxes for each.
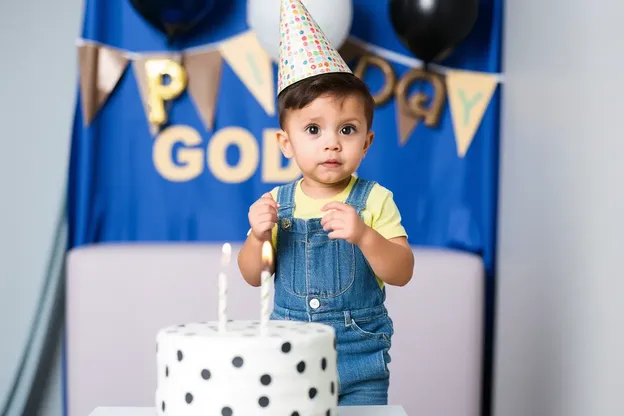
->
[277,93,373,186]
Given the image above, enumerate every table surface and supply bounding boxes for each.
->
[89,406,407,416]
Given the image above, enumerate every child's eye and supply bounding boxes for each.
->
[306,125,320,135]
[341,125,356,135]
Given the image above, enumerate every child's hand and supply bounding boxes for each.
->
[248,193,278,241]
[321,202,367,245]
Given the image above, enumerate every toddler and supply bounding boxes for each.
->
[238,0,414,406]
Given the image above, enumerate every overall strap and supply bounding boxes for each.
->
[344,178,376,214]
[276,180,297,218]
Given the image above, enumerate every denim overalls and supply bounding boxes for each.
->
[270,178,395,406]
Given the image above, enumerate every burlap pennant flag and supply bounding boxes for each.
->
[394,69,447,146]
[132,54,183,135]
[396,95,421,146]
[446,69,499,157]
[219,30,275,116]
[184,50,223,131]
[78,43,129,125]
[339,39,368,64]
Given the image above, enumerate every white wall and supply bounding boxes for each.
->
[494,1,624,416]
[0,0,83,415]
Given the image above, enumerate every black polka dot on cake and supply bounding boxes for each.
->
[177,350,183,361]
[330,381,335,395]
[260,374,272,385]
[296,361,306,373]
[309,388,317,399]
[185,393,193,404]
[321,358,327,370]
[165,366,169,377]
[326,410,331,416]
[258,396,269,407]
[221,406,233,416]
[291,412,300,416]
[201,369,211,380]
[281,342,292,353]
[333,337,337,350]
[232,356,244,368]
[161,401,165,412]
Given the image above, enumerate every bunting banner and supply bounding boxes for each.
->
[76,36,500,158]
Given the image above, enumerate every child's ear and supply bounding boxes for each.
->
[277,130,294,158]
[363,131,375,155]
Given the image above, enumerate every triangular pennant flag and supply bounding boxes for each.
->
[339,39,368,64]
[219,30,275,116]
[78,43,129,125]
[446,69,499,157]
[132,54,183,135]
[183,50,222,131]
[394,69,447,146]
[396,95,421,146]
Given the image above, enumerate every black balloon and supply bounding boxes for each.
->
[389,0,478,63]
[129,0,216,41]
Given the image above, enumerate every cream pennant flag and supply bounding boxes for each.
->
[132,54,184,135]
[446,69,499,157]
[78,43,129,125]
[219,30,275,116]
[184,50,223,131]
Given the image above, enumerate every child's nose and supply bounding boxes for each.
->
[324,134,341,150]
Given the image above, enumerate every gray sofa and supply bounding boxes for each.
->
[65,243,484,416]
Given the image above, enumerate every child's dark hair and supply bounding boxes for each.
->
[277,72,375,130]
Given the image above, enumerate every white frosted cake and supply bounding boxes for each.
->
[155,320,338,416]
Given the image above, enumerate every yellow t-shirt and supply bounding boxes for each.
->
[268,176,407,288]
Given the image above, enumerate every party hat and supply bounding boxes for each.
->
[277,0,352,95]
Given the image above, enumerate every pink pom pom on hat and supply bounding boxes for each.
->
[277,0,352,95]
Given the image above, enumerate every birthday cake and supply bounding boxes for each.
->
[155,320,338,416]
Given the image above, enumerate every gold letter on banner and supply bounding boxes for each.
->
[146,59,188,127]
[354,55,396,106]
[208,127,259,183]
[395,69,446,146]
[446,69,499,157]
[262,129,301,182]
[153,125,204,182]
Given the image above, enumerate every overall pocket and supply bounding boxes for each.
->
[307,235,355,297]
[349,315,394,347]
[340,315,394,383]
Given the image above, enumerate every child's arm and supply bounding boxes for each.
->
[321,200,414,286]
[237,192,278,287]
[237,233,275,287]
[356,230,414,286]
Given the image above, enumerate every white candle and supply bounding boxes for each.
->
[260,241,273,335]
[219,243,232,332]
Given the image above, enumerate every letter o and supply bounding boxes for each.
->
[208,127,259,183]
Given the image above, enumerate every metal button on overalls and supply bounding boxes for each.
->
[281,218,292,230]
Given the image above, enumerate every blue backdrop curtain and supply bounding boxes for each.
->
[66,0,502,415]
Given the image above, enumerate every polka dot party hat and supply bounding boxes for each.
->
[277,0,352,95]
